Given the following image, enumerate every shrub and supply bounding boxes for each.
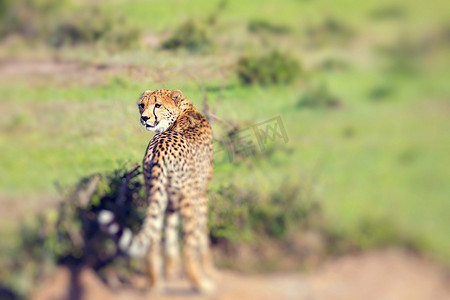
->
[319,57,349,71]
[0,164,422,293]
[248,20,290,34]
[297,82,342,109]
[369,5,406,20]
[236,51,301,85]
[0,0,66,39]
[208,182,321,243]
[0,0,140,50]
[376,36,426,75]
[206,0,229,26]
[303,17,354,48]
[51,6,140,50]
[368,84,395,101]
[0,165,145,296]
[161,20,210,51]
[352,218,421,250]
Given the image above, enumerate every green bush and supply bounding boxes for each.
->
[319,57,349,71]
[0,0,140,50]
[236,51,301,85]
[376,36,427,75]
[161,20,210,51]
[51,6,140,50]
[297,82,342,109]
[0,164,422,294]
[248,19,291,34]
[208,182,321,244]
[0,165,323,294]
[352,218,421,250]
[368,84,395,101]
[206,0,229,26]
[369,5,406,20]
[303,17,354,48]
[0,0,66,39]
[0,166,145,297]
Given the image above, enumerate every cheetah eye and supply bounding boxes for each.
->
[139,103,145,109]
[155,103,162,108]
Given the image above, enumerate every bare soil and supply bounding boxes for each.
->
[0,59,149,87]
[32,248,450,300]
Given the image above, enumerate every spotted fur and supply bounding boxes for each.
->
[98,89,214,292]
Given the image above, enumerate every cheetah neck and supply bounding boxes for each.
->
[168,97,203,132]
[177,97,195,113]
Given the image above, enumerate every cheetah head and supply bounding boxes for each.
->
[138,89,183,134]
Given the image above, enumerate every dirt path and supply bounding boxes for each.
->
[32,249,450,300]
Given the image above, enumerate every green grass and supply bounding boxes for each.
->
[1,0,450,268]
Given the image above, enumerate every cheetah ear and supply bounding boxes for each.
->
[170,90,183,104]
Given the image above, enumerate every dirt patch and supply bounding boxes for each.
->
[306,248,450,300]
[0,58,226,89]
[31,248,450,300]
[0,59,150,87]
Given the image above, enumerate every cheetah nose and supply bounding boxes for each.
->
[141,116,150,122]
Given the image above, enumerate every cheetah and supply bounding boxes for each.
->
[98,89,215,292]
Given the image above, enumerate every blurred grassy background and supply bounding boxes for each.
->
[0,0,449,296]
